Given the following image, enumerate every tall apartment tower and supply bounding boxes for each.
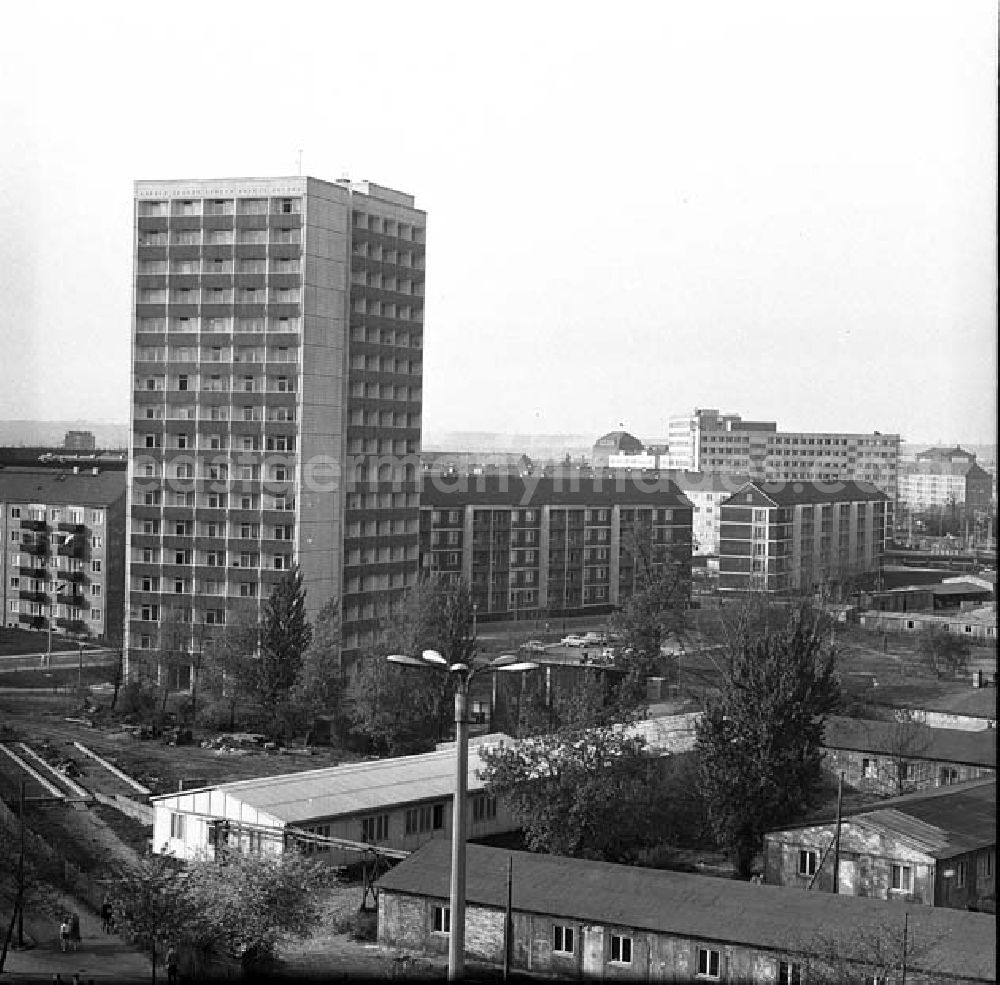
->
[128,176,425,672]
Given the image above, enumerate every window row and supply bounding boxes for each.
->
[138,287,301,305]
[349,381,422,402]
[345,492,420,511]
[138,197,302,217]
[137,407,295,425]
[350,325,422,349]
[8,506,103,524]
[137,257,300,275]
[350,298,422,320]
[352,213,423,242]
[136,345,298,364]
[344,517,419,538]
[348,354,422,375]
[347,410,420,430]
[137,316,300,334]
[138,229,301,247]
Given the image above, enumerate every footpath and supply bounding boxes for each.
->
[2,891,151,983]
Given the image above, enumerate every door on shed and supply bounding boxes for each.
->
[838,857,858,895]
[581,925,604,977]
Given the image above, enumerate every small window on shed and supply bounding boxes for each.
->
[431,905,450,934]
[170,813,186,839]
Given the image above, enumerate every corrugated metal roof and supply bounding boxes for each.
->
[378,841,996,980]
[0,467,126,507]
[153,745,502,823]
[822,715,996,767]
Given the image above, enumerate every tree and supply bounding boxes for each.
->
[184,848,331,970]
[916,625,971,679]
[348,576,477,753]
[694,606,841,875]
[110,855,195,985]
[289,597,343,737]
[883,710,933,795]
[480,717,664,862]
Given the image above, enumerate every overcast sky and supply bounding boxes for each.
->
[0,1,995,445]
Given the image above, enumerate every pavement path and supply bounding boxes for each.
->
[2,889,151,983]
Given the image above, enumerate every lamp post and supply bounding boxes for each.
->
[387,648,537,980]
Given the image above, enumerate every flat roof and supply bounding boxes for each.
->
[151,744,503,824]
[823,715,996,767]
[378,841,995,980]
[0,467,126,507]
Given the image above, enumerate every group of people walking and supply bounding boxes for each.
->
[58,913,81,953]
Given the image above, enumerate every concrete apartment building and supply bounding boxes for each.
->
[718,480,887,594]
[419,475,693,619]
[665,409,900,520]
[1,468,127,642]
[899,446,994,513]
[128,176,425,671]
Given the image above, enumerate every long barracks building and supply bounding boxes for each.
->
[420,474,693,619]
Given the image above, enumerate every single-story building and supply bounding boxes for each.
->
[859,604,997,641]
[869,685,997,732]
[864,581,995,614]
[764,778,995,911]
[151,739,516,867]
[377,840,996,982]
[822,715,995,795]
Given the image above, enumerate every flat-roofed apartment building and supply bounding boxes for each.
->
[129,176,426,671]
[666,408,900,529]
[419,475,693,619]
[718,480,888,594]
[1,467,126,642]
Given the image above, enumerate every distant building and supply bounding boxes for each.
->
[591,428,644,467]
[821,715,995,796]
[420,474,693,619]
[0,467,127,642]
[378,839,995,982]
[670,471,751,556]
[665,409,900,529]
[718,480,887,595]
[63,430,97,451]
[764,779,996,911]
[858,604,997,643]
[899,447,993,513]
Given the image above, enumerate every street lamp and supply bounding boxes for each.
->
[386,648,537,981]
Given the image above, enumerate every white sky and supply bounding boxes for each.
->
[0,0,996,445]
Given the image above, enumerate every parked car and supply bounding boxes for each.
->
[582,632,604,644]
[560,635,587,647]
[521,640,547,652]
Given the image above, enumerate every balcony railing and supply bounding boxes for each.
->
[23,541,48,556]
[19,590,49,605]
[21,518,47,532]
[58,521,85,533]
[57,541,85,558]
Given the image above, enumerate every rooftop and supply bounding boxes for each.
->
[822,715,996,767]
[150,744,504,824]
[0,467,127,507]
[378,841,995,980]
[720,480,890,508]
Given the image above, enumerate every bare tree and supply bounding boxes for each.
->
[884,709,934,795]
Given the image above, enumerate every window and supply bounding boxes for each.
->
[862,758,877,779]
[939,766,960,786]
[980,851,994,879]
[405,805,436,834]
[609,935,632,964]
[170,813,186,839]
[955,861,966,889]
[361,814,389,842]
[890,864,912,893]
[471,794,496,823]
[92,584,103,598]
[797,849,817,876]
[432,803,444,829]
[552,925,574,954]
[778,961,802,985]
[697,947,721,979]
[431,905,450,934]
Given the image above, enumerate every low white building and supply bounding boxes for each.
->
[151,741,517,867]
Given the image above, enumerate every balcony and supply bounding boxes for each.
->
[19,590,49,605]
[57,540,85,558]
[23,540,49,556]
[19,564,48,579]
[56,618,88,633]
[57,592,89,609]
[60,569,87,582]
[58,521,85,534]
[21,518,47,532]
[19,613,48,628]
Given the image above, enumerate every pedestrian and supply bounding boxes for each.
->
[166,943,180,985]
[72,974,82,985]
[101,897,113,934]
[59,918,71,952]
[69,911,81,951]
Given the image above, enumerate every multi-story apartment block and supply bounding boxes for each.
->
[670,472,751,556]
[665,409,900,518]
[899,447,994,513]
[128,176,425,672]
[718,480,887,595]
[1,468,126,642]
[420,476,693,618]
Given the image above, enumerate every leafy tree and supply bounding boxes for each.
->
[695,606,841,875]
[916,625,971,679]
[289,597,343,736]
[184,848,331,969]
[110,855,194,985]
[480,718,664,862]
[256,566,313,722]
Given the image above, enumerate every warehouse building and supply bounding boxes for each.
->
[151,740,515,867]
[377,840,995,982]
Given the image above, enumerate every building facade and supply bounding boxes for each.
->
[764,779,995,912]
[1,468,127,642]
[128,176,426,671]
[899,447,994,513]
[665,409,899,521]
[419,475,693,619]
[64,431,97,451]
[591,429,644,467]
[378,840,996,983]
[718,481,887,595]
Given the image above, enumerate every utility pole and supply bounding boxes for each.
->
[832,772,844,892]
[503,855,513,981]
[901,911,908,985]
